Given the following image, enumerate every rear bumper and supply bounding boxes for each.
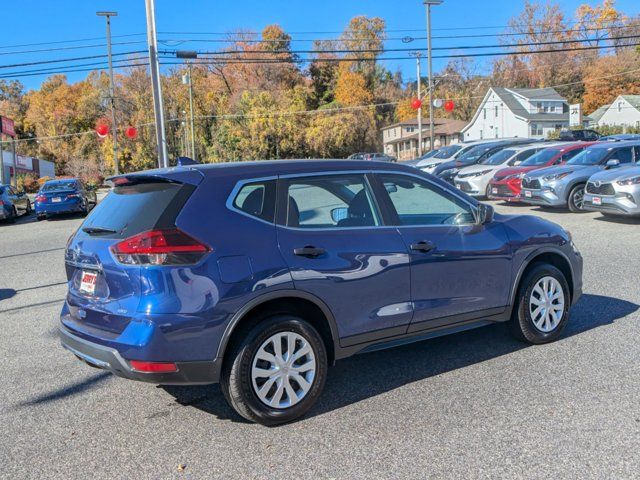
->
[59,325,222,385]
[35,199,84,215]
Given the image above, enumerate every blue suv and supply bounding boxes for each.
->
[60,160,583,425]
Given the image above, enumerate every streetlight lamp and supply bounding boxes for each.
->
[424,0,442,152]
[96,11,119,175]
[176,50,197,161]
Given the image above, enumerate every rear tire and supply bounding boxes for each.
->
[510,263,570,344]
[7,206,17,223]
[36,214,45,221]
[567,184,586,213]
[25,200,32,215]
[220,315,328,426]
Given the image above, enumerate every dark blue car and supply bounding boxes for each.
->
[35,179,96,220]
[60,160,583,425]
[0,184,32,222]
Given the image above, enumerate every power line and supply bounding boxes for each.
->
[0,50,147,70]
[0,40,148,57]
[0,58,149,79]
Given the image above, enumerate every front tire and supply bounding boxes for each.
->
[25,200,32,215]
[510,264,570,344]
[567,184,586,212]
[220,315,328,426]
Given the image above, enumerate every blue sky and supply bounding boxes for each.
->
[1,0,639,90]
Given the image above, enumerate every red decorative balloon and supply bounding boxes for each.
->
[444,100,455,112]
[125,126,137,139]
[96,123,109,137]
[411,98,422,110]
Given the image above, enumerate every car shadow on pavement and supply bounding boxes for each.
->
[161,293,637,424]
[0,288,16,301]
[593,215,640,225]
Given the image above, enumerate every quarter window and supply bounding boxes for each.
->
[285,175,379,229]
[377,174,476,226]
[232,180,276,222]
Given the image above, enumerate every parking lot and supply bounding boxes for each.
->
[1,202,639,479]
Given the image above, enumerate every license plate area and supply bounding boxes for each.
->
[524,190,532,198]
[52,197,62,203]
[79,270,98,295]
[592,196,602,205]
[492,187,498,194]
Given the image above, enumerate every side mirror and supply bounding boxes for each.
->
[606,158,620,168]
[384,183,398,193]
[331,207,348,224]
[477,203,494,225]
[513,160,522,166]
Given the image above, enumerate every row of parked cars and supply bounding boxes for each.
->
[0,178,97,223]
[410,133,640,218]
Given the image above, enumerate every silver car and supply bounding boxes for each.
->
[583,166,640,217]
[416,140,500,174]
[520,141,640,212]
[454,144,550,198]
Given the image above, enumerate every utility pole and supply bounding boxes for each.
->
[415,53,423,157]
[11,138,17,187]
[0,137,5,185]
[424,0,442,152]
[97,11,119,175]
[145,0,169,168]
[177,51,198,162]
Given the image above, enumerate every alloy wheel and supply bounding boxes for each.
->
[529,276,565,332]
[572,187,584,210]
[251,331,316,409]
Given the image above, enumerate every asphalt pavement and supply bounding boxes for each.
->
[1,201,639,479]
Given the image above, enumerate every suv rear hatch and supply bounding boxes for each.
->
[63,171,202,339]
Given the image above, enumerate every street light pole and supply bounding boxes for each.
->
[415,53,422,157]
[97,12,119,176]
[177,51,198,162]
[424,0,442,152]
[145,0,169,168]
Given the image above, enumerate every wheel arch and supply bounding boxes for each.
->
[216,290,340,365]
[510,248,575,309]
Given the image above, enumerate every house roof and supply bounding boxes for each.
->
[492,87,568,122]
[508,87,566,101]
[384,119,467,144]
[381,117,460,130]
[588,104,610,122]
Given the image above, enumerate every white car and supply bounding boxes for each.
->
[454,143,557,197]
[417,139,520,174]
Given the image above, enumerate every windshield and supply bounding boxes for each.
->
[419,150,439,160]
[520,149,559,166]
[567,148,609,166]
[482,149,515,166]
[42,181,77,192]
[457,144,497,163]
[433,144,462,159]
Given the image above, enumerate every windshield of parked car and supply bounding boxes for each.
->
[457,144,497,163]
[520,149,559,166]
[419,150,439,160]
[433,144,462,159]
[566,148,609,166]
[481,149,516,166]
[42,181,77,192]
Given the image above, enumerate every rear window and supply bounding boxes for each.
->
[42,181,77,191]
[81,182,189,238]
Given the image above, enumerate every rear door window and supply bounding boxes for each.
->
[611,147,633,164]
[232,180,276,222]
[81,181,190,238]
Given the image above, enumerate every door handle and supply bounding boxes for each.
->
[293,246,326,257]
[410,241,436,253]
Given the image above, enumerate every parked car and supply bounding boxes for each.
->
[416,140,500,174]
[520,141,640,212]
[558,129,600,141]
[454,143,546,198]
[348,152,396,162]
[0,184,32,222]
[60,160,583,425]
[583,165,640,217]
[402,149,440,167]
[433,139,535,184]
[488,142,597,203]
[600,134,640,142]
[34,179,97,220]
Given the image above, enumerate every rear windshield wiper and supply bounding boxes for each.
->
[82,226,117,235]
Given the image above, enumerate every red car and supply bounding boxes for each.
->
[488,142,598,202]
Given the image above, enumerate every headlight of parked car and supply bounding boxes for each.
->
[504,173,525,181]
[420,163,438,171]
[472,169,493,177]
[543,172,571,181]
[617,176,640,186]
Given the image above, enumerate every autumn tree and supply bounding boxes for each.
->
[582,48,640,111]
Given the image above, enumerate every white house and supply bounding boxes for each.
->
[593,95,640,129]
[462,87,569,140]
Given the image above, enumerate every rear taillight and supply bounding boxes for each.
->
[0,200,4,206]
[35,195,46,203]
[110,228,211,266]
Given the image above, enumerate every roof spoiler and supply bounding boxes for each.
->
[177,156,200,166]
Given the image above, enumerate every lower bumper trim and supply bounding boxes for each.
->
[59,326,221,385]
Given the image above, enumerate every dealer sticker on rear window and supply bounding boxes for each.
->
[79,271,97,295]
